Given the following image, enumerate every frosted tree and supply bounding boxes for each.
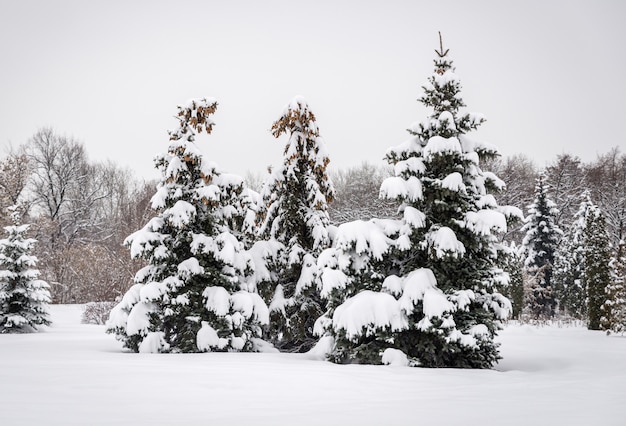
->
[0,206,51,333]
[553,192,592,318]
[106,99,268,353]
[318,35,519,368]
[521,173,562,318]
[256,96,335,352]
[601,240,626,334]
[583,204,611,330]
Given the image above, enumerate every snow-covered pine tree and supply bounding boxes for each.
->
[583,203,611,330]
[256,96,335,352]
[319,34,519,368]
[601,239,626,334]
[553,191,592,318]
[0,206,51,333]
[521,173,562,319]
[106,99,268,353]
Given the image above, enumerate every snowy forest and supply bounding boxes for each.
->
[1,38,626,368]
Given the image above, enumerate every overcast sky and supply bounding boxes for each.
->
[1,0,624,180]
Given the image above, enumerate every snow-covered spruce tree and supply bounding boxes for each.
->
[256,96,335,352]
[0,206,51,333]
[315,218,410,364]
[583,204,611,330]
[319,35,520,368]
[521,173,562,319]
[106,99,268,353]
[601,240,626,334]
[553,191,592,318]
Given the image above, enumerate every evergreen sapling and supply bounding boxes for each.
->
[0,206,51,333]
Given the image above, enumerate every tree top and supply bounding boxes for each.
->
[435,32,449,59]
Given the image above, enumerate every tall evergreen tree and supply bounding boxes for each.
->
[318,34,519,368]
[583,204,611,330]
[601,239,626,334]
[553,191,592,318]
[0,206,51,333]
[256,96,335,352]
[521,173,562,318]
[106,99,268,353]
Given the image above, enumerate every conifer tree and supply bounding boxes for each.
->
[601,240,626,334]
[256,96,335,352]
[583,204,611,330]
[318,34,519,368]
[0,206,51,333]
[316,218,408,364]
[521,173,562,318]
[106,99,268,353]
[553,192,592,318]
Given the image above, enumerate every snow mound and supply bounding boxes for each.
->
[332,291,408,340]
[381,348,409,366]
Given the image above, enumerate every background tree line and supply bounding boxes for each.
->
[0,128,154,303]
[1,127,624,306]
[488,150,626,247]
[487,151,626,328]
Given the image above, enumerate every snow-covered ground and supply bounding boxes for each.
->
[0,305,624,426]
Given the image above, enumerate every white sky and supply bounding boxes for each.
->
[1,0,624,180]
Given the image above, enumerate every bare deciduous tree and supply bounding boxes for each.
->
[545,153,586,230]
[22,128,154,302]
[329,162,398,225]
[480,154,537,244]
[585,148,626,245]
[0,147,32,225]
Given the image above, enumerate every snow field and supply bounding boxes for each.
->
[0,305,624,425]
